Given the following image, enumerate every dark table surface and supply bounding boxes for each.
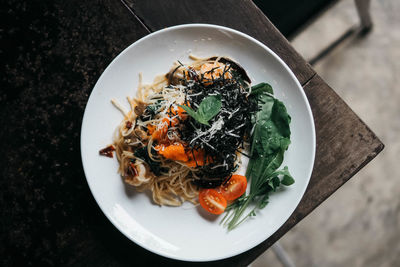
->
[1,0,383,266]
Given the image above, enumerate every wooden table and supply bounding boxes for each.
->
[1,0,383,266]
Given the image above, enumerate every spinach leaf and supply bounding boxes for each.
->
[178,95,222,126]
[247,98,291,193]
[256,93,275,123]
[248,95,274,156]
[271,99,291,138]
[250,82,274,95]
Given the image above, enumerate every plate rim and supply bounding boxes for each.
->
[80,23,316,262]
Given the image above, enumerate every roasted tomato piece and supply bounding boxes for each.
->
[218,175,247,201]
[199,189,227,215]
[99,145,115,158]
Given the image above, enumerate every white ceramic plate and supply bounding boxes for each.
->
[81,24,315,262]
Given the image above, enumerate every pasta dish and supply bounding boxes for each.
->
[100,55,294,230]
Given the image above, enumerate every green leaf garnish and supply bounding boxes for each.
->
[179,95,222,126]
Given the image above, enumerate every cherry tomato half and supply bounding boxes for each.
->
[199,189,227,215]
[218,175,247,201]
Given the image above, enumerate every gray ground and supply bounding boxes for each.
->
[252,0,400,266]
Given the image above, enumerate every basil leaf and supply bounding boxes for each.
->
[178,95,221,126]
[178,105,202,121]
[197,95,222,122]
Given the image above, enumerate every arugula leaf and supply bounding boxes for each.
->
[178,95,222,126]
[262,166,294,192]
[268,176,281,191]
[257,194,269,209]
[278,166,295,186]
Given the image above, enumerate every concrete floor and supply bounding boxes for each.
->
[252,0,400,266]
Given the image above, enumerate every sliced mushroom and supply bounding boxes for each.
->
[134,128,148,141]
[134,101,146,116]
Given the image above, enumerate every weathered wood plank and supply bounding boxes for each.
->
[123,0,315,86]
